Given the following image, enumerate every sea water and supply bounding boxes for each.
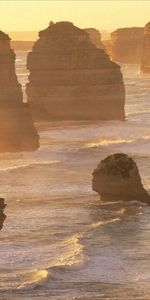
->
[0,52,150,299]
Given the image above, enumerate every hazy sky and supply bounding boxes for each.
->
[0,0,150,32]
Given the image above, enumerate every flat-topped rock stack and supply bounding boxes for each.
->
[84,28,106,50]
[0,30,39,152]
[26,21,125,121]
[141,22,150,73]
[111,27,144,64]
[92,153,150,204]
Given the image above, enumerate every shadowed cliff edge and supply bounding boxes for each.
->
[0,30,39,152]
[92,153,150,205]
[26,21,125,121]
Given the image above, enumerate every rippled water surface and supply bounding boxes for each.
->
[0,53,150,299]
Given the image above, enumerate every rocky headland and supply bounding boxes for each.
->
[111,27,144,64]
[141,22,150,73]
[0,30,39,152]
[92,153,150,204]
[26,21,125,121]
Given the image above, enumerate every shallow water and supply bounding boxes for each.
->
[0,54,150,299]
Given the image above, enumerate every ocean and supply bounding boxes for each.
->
[0,52,150,299]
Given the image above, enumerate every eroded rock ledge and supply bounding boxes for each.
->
[92,153,150,204]
[26,21,125,121]
[0,30,39,152]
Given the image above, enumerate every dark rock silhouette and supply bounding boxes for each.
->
[141,22,150,73]
[0,198,6,230]
[0,30,39,152]
[84,28,106,50]
[92,153,150,204]
[26,21,125,121]
[111,27,144,64]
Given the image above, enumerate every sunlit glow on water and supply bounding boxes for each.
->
[18,269,48,288]
[0,56,150,299]
[90,217,121,229]
[85,138,133,148]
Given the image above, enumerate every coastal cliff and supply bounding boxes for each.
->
[26,21,125,121]
[0,30,39,152]
[111,27,144,64]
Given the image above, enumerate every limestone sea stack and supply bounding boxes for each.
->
[111,27,144,64]
[26,21,125,121]
[84,28,106,50]
[0,31,39,152]
[141,22,150,73]
[92,153,150,204]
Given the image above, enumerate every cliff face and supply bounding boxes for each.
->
[84,28,106,50]
[92,153,150,204]
[0,30,39,152]
[141,22,150,73]
[111,27,144,64]
[26,21,125,121]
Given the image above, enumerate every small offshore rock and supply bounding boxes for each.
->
[92,153,150,204]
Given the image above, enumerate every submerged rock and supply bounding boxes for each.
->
[111,27,144,64]
[92,153,150,204]
[0,198,6,230]
[26,21,125,121]
[141,22,150,73]
[0,30,39,152]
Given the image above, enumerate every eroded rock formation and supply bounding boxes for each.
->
[92,153,150,204]
[26,21,125,121]
[141,22,150,73]
[0,30,39,152]
[0,198,6,230]
[111,27,144,64]
[84,28,106,50]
